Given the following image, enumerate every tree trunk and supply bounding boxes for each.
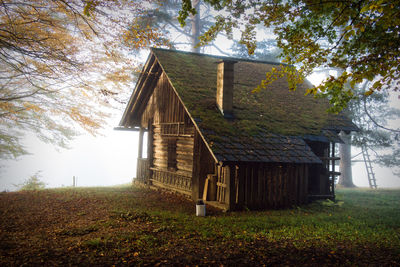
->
[190,0,200,52]
[338,131,356,187]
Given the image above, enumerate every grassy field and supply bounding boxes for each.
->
[0,185,399,266]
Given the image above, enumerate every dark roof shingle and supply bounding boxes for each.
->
[147,48,358,163]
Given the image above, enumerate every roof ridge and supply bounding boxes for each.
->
[151,47,286,66]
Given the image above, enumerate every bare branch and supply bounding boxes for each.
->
[363,96,400,133]
[211,43,231,56]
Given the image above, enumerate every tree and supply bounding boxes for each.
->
[230,39,281,62]
[338,131,356,187]
[14,171,46,191]
[349,82,400,177]
[190,0,201,52]
[335,77,400,187]
[179,0,400,112]
[124,0,229,54]
[0,0,158,160]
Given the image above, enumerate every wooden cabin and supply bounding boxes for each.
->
[118,48,358,211]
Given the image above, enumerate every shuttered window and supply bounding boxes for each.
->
[167,138,177,171]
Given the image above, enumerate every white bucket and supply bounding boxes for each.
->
[196,204,206,216]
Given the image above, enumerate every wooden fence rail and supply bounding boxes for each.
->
[150,168,192,195]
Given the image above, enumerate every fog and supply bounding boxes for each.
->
[1,115,139,190]
[1,53,399,191]
[1,117,399,191]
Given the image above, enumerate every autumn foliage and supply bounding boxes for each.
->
[0,0,163,159]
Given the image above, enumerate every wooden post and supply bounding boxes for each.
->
[226,165,236,210]
[138,126,144,159]
[331,142,336,199]
[137,126,144,183]
[191,131,201,200]
[237,166,244,208]
[304,164,309,203]
[202,178,209,201]
[147,119,154,184]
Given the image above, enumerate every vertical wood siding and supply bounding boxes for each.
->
[217,163,309,209]
[141,73,192,127]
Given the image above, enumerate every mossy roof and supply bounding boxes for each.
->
[129,48,357,163]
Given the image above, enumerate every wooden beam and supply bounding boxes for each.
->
[120,54,155,126]
[150,179,191,196]
[124,57,160,127]
[129,56,156,114]
[320,156,341,161]
[138,126,144,159]
[133,65,161,126]
[113,126,140,131]
[191,131,201,200]
[147,119,154,180]
[202,178,209,201]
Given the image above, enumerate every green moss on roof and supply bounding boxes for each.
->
[152,48,356,140]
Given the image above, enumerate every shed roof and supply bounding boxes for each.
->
[120,48,358,164]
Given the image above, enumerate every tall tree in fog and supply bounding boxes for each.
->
[127,0,220,52]
[349,82,400,178]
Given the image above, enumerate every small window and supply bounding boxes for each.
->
[167,138,177,171]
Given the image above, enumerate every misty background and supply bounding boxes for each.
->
[1,74,399,191]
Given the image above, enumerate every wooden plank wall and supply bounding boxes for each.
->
[141,72,192,127]
[224,163,309,210]
[140,71,198,196]
[152,126,194,177]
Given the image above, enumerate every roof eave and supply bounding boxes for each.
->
[119,52,156,127]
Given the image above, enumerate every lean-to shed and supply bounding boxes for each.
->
[118,48,358,210]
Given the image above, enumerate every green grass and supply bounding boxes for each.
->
[1,185,399,266]
[171,189,396,248]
